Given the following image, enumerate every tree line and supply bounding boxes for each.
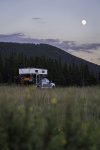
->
[0,52,99,86]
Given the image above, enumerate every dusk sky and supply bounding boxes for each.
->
[0,0,100,65]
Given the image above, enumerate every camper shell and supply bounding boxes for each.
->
[18,68,55,88]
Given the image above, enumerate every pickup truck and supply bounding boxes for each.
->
[37,78,55,88]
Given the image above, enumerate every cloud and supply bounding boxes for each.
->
[57,41,100,53]
[32,17,41,20]
[0,33,24,38]
[0,33,100,53]
[32,17,45,24]
[0,33,25,43]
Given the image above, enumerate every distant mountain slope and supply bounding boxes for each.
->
[0,42,100,75]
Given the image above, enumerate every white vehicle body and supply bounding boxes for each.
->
[18,68,48,85]
[19,68,47,75]
[18,68,55,87]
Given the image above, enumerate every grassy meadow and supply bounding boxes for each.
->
[0,86,100,150]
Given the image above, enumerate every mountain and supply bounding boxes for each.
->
[0,42,100,76]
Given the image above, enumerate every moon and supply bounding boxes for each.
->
[82,19,87,26]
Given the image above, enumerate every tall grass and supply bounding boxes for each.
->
[0,86,100,150]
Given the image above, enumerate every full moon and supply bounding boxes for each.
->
[82,19,87,25]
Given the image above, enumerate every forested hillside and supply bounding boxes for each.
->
[0,42,100,85]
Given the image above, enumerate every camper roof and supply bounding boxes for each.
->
[19,68,48,75]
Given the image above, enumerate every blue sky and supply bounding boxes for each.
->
[0,0,100,65]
